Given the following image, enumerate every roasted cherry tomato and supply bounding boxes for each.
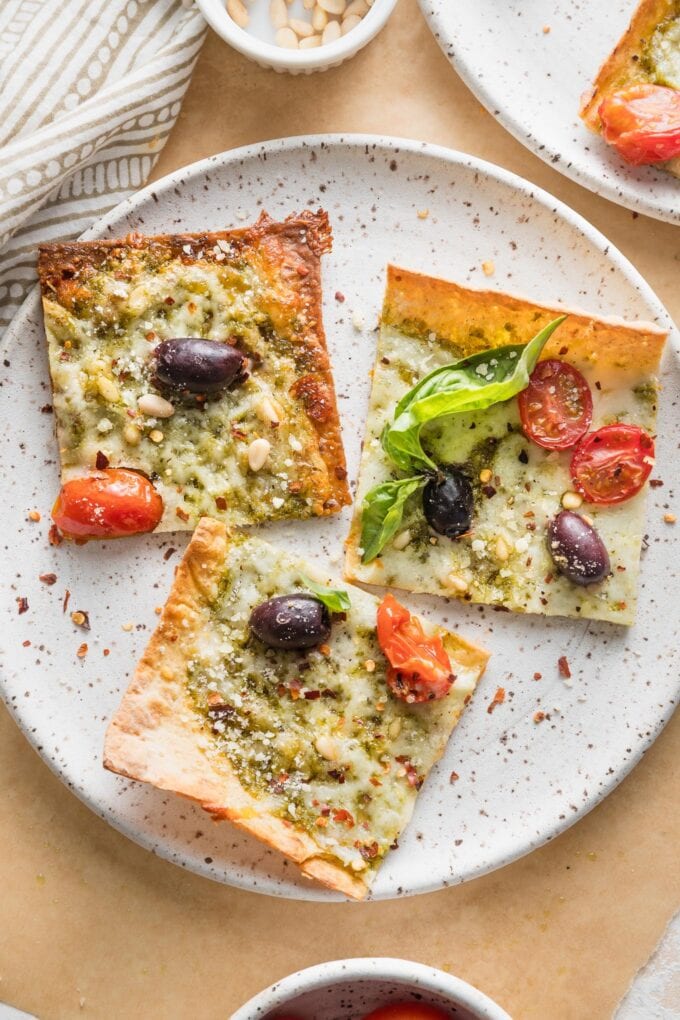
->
[52,468,164,539]
[362,1004,451,1020]
[518,359,593,450]
[376,593,454,703]
[598,84,680,165]
[570,424,654,505]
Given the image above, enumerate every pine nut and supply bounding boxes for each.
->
[289,16,314,36]
[123,423,141,446]
[388,718,402,739]
[299,33,321,47]
[97,376,120,403]
[275,26,298,46]
[341,13,361,32]
[344,0,368,14]
[495,536,510,561]
[479,468,492,483]
[312,4,327,30]
[256,395,282,425]
[482,260,495,276]
[315,734,340,761]
[321,18,341,42]
[138,393,175,418]
[247,437,271,471]
[446,573,468,592]
[392,529,412,550]
[149,429,164,444]
[561,491,583,510]
[269,0,287,27]
[227,0,249,27]
[318,0,345,13]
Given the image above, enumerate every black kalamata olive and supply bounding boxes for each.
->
[423,467,474,539]
[249,594,331,650]
[154,338,245,394]
[547,510,610,586]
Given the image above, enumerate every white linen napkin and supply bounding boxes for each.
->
[0,0,206,335]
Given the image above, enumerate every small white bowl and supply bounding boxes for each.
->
[231,957,512,1019]
[195,0,398,74]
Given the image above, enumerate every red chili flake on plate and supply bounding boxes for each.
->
[48,524,63,547]
[558,656,571,679]
[76,643,88,658]
[533,672,542,681]
[176,507,190,522]
[649,479,664,488]
[22,640,31,647]
[334,291,345,303]
[487,686,505,714]
[95,450,110,469]
[449,771,459,784]
[163,547,176,561]
[39,573,57,585]
[533,711,546,724]
[103,649,110,657]
[62,589,71,613]
[16,597,28,615]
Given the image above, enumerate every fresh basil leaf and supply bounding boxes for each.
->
[301,576,351,613]
[360,475,427,563]
[382,316,566,472]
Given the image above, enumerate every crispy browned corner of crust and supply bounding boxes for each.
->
[578,0,680,178]
[382,265,667,376]
[37,210,351,513]
[103,517,367,900]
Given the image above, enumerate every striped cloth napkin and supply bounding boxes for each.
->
[0,0,206,335]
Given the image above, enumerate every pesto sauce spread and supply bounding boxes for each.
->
[185,536,468,877]
[44,252,324,529]
[647,15,680,90]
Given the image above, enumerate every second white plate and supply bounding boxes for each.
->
[1,136,678,900]
[419,0,680,224]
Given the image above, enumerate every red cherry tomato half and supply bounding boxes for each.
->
[362,1004,451,1020]
[376,593,454,703]
[570,424,655,505]
[52,468,164,539]
[598,84,680,165]
[518,359,593,450]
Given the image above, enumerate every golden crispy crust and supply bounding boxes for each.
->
[579,0,680,178]
[38,210,350,520]
[382,265,667,377]
[103,517,367,899]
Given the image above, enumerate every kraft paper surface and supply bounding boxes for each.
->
[1,2,678,1018]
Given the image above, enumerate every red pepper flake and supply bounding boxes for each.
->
[39,573,57,586]
[533,672,542,681]
[449,771,459,784]
[359,841,379,861]
[533,711,545,724]
[175,507,190,522]
[369,776,382,787]
[649,479,664,489]
[48,525,63,547]
[332,808,355,828]
[28,509,41,522]
[62,589,71,613]
[16,596,28,615]
[395,756,422,788]
[164,296,175,306]
[103,648,110,657]
[558,345,569,356]
[334,466,347,481]
[334,291,345,303]
[95,450,110,470]
[315,816,329,827]
[318,644,331,656]
[215,496,228,511]
[40,404,53,414]
[303,689,321,700]
[487,686,505,714]
[22,640,31,647]
[163,547,176,561]
[558,655,571,679]
[145,330,157,342]
[76,643,88,658]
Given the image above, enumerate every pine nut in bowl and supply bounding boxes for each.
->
[195,0,398,74]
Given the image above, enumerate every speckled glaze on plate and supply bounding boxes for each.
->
[1,136,678,902]
[418,1,680,224]
[231,957,511,1019]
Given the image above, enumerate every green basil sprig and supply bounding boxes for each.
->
[301,575,351,613]
[381,317,566,473]
[358,476,427,564]
[361,316,567,562]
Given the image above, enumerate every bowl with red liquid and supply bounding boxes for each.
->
[231,957,511,1019]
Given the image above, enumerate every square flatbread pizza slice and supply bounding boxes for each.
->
[104,518,489,900]
[38,210,350,537]
[579,0,680,178]
[345,266,667,626]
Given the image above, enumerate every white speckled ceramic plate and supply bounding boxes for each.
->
[1,136,678,901]
[419,1,680,224]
